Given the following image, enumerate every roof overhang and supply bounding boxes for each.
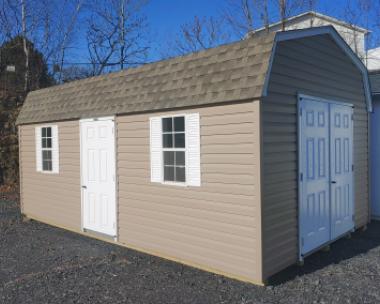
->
[262,26,373,112]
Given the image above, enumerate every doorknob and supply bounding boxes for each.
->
[331,181,337,184]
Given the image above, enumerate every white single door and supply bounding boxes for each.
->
[330,104,354,239]
[81,118,116,236]
[299,99,331,255]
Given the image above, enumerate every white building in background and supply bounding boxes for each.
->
[367,47,380,71]
[249,11,375,66]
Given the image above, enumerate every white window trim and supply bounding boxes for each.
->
[35,125,59,174]
[150,112,201,187]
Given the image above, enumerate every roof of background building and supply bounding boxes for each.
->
[249,11,369,36]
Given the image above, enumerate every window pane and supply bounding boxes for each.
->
[176,167,186,182]
[46,127,52,137]
[174,117,185,132]
[162,118,172,132]
[42,160,52,171]
[174,133,185,148]
[164,166,175,181]
[46,138,52,148]
[176,151,185,166]
[42,127,47,137]
[163,134,173,148]
[42,138,47,148]
[43,160,49,171]
[42,150,52,161]
[164,151,175,165]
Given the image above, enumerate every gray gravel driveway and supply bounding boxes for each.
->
[1,193,380,304]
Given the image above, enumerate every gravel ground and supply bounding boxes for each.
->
[1,193,380,304]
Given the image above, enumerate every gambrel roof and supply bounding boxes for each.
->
[16,26,372,125]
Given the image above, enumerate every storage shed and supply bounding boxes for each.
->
[370,71,380,219]
[16,26,372,285]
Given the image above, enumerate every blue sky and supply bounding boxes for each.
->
[70,0,379,65]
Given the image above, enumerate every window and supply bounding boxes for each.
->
[150,113,201,187]
[162,116,186,182]
[35,125,59,173]
[41,127,53,171]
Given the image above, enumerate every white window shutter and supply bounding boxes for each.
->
[52,125,60,173]
[150,117,163,182]
[35,127,42,172]
[186,113,201,186]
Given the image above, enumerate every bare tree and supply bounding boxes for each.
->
[225,0,255,37]
[0,0,21,42]
[34,0,84,82]
[162,16,230,58]
[224,0,271,38]
[57,0,83,82]
[86,0,149,75]
[276,0,307,31]
[0,0,84,85]
[21,0,29,91]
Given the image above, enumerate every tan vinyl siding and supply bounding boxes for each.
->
[116,101,263,283]
[19,121,81,230]
[261,34,369,279]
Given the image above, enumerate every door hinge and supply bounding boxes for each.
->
[300,108,303,116]
[352,164,354,172]
[300,172,303,182]
[352,214,355,221]
[351,114,354,120]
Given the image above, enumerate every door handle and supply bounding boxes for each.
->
[331,181,337,184]
[82,185,87,189]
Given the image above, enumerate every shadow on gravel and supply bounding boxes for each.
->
[269,221,380,286]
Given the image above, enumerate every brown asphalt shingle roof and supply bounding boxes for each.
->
[16,32,276,125]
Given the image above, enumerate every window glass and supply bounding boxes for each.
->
[162,118,173,132]
[42,150,52,171]
[162,116,186,183]
[164,151,174,165]
[174,133,185,148]
[41,127,53,172]
[164,166,175,181]
[174,117,185,132]
[176,151,185,166]
[163,134,173,148]
[176,167,186,182]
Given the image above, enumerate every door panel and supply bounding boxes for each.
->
[81,119,116,236]
[330,104,354,239]
[299,99,331,255]
[299,98,354,257]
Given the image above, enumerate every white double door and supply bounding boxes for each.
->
[299,97,354,256]
[80,118,116,236]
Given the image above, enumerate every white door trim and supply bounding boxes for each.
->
[298,94,354,260]
[80,116,117,238]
